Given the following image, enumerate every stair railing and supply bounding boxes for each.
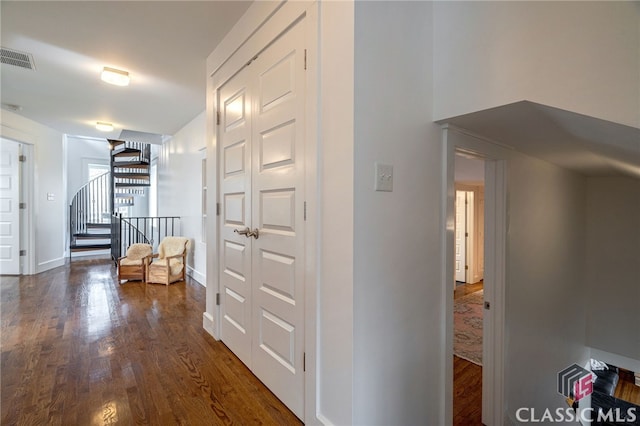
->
[69,171,111,251]
[111,213,181,262]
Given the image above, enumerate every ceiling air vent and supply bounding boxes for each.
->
[1,47,36,70]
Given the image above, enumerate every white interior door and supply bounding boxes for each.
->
[0,138,21,275]
[250,21,305,417]
[466,190,475,283]
[455,190,467,283]
[218,19,306,419]
[220,65,253,368]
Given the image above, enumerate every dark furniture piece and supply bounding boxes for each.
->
[594,366,620,396]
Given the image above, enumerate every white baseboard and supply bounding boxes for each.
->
[316,413,334,425]
[203,312,218,339]
[36,256,65,273]
[187,266,205,287]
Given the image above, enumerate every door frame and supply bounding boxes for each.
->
[442,124,508,426]
[0,129,35,276]
[205,1,318,423]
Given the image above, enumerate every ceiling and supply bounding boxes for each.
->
[3,3,638,177]
[443,101,640,179]
[1,0,252,140]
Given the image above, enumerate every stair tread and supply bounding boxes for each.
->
[113,173,150,178]
[73,233,111,238]
[70,244,111,250]
[112,161,149,168]
[116,183,151,187]
[86,223,111,228]
[113,149,142,157]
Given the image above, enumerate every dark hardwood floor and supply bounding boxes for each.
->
[453,356,482,426]
[616,368,640,405]
[453,281,483,426]
[1,257,301,425]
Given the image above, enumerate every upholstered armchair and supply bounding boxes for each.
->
[146,236,190,285]
[117,243,153,282]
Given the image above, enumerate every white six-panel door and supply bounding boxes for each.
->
[219,65,253,367]
[0,139,20,275]
[218,20,306,419]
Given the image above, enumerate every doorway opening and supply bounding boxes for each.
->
[453,153,485,425]
[443,125,507,426]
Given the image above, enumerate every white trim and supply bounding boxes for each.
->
[186,266,205,287]
[442,125,508,426]
[303,3,319,423]
[36,256,65,273]
[203,312,216,338]
[206,1,286,77]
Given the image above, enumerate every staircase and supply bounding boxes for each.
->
[69,172,112,253]
[109,139,151,213]
[69,139,151,257]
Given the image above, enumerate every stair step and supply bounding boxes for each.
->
[114,173,150,180]
[113,148,142,158]
[70,243,111,251]
[112,161,149,169]
[86,222,111,229]
[116,183,151,188]
[74,233,111,239]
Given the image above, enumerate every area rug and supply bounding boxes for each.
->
[454,289,483,366]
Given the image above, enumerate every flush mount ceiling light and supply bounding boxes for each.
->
[101,67,129,86]
[96,121,114,132]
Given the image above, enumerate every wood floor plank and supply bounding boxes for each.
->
[454,282,483,425]
[453,355,483,426]
[1,257,301,425]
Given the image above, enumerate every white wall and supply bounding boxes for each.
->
[157,112,206,285]
[318,1,355,424]
[433,1,640,128]
[65,136,110,197]
[1,110,66,272]
[504,152,590,423]
[586,177,640,361]
[353,2,443,424]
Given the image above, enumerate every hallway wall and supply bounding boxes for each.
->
[157,111,206,284]
[433,1,639,127]
[504,151,590,422]
[586,177,640,362]
[353,2,443,424]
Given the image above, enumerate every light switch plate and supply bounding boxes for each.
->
[374,162,393,192]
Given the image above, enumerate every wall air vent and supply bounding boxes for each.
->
[1,47,36,70]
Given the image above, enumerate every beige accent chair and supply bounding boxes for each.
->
[117,243,153,282]
[146,236,190,285]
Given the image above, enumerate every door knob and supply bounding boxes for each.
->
[234,227,251,237]
[248,228,260,239]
